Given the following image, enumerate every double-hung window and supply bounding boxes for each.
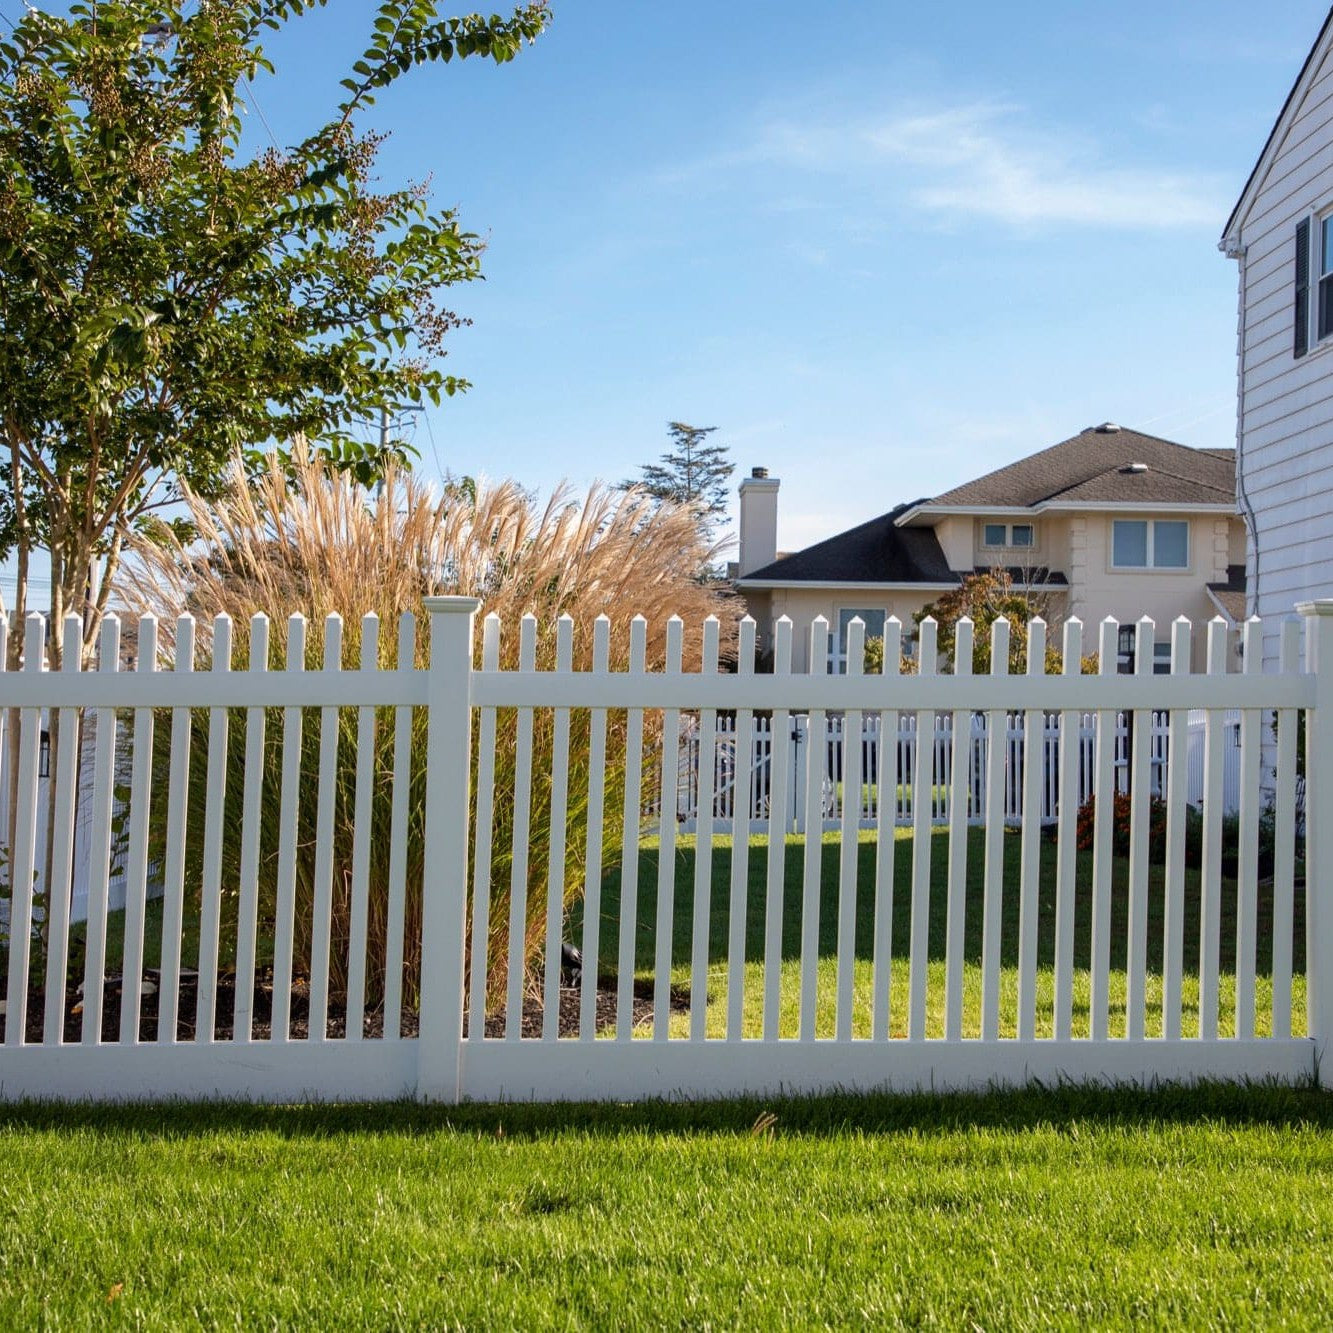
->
[1111,519,1189,570]
[981,522,1034,549]
[1295,213,1333,356]
[832,608,886,674]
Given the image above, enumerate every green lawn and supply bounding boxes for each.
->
[2,1084,1333,1325]
[568,826,1307,1041]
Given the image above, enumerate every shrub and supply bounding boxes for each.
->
[122,447,738,1014]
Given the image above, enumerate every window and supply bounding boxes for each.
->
[981,522,1035,549]
[1320,216,1333,342]
[832,608,887,674]
[1116,629,1174,675]
[1111,519,1189,570]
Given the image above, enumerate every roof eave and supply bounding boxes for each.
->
[734,579,961,592]
[1222,8,1333,247]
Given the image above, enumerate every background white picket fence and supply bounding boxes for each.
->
[0,600,1326,1104]
[654,708,1244,833]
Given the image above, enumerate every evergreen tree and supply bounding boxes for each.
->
[623,422,734,538]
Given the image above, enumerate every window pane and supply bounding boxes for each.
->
[839,608,885,641]
[1320,275,1333,341]
[1113,520,1148,567]
[1322,216,1333,275]
[1153,521,1188,568]
[1153,641,1173,675]
[1011,524,1034,548]
[983,523,1006,547]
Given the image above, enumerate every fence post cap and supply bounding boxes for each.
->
[1297,599,1333,618]
[423,595,482,614]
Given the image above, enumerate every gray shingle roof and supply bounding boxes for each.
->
[741,503,957,585]
[920,426,1236,511]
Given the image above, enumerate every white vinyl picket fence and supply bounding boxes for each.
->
[656,708,1243,834]
[0,601,1326,1103]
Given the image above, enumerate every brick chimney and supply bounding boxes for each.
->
[738,467,779,576]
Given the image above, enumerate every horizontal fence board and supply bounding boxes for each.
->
[470,673,1313,712]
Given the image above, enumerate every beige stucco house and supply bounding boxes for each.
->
[735,424,1247,673]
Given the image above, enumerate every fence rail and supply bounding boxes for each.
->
[0,603,1325,1103]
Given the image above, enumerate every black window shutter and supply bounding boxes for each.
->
[1296,217,1311,358]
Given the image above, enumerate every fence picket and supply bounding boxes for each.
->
[307,614,342,1043]
[505,615,538,1040]
[44,616,85,1045]
[980,619,1009,1041]
[1090,618,1119,1042]
[1054,618,1083,1040]
[799,617,829,1040]
[1272,618,1300,1039]
[727,618,757,1041]
[944,618,974,1041]
[835,617,865,1042]
[233,615,269,1043]
[690,619,722,1042]
[81,616,122,1047]
[468,614,501,1041]
[1235,617,1263,1039]
[579,617,611,1040]
[872,618,902,1041]
[5,616,44,1046]
[1017,620,1046,1041]
[384,613,416,1040]
[615,616,648,1040]
[270,615,305,1042]
[542,617,574,1041]
[653,619,683,1042]
[1162,618,1192,1041]
[762,617,793,1041]
[1199,618,1228,1040]
[119,616,159,1046]
[908,618,938,1040]
[344,614,378,1043]
[1126,617,1154,1042]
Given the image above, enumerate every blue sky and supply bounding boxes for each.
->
[124,4,1333,554]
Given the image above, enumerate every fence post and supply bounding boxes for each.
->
[417,595,481,1102]
[1299,600,1333,1082]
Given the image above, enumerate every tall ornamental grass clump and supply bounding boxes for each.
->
[122,449,737,1016]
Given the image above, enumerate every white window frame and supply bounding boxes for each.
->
[1318,210,1333,347]
[1110,519,1190,572]
[980,521,1036,550]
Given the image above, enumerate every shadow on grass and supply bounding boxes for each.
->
[1,1076,1329,1140]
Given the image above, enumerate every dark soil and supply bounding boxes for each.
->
[2,970,690,1044]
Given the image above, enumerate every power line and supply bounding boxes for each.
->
[423,410,445,480]
[239,74,283,155]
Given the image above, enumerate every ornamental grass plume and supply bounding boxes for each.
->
[121,445,739,1023]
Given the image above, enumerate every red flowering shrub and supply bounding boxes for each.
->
[1075,792,1169,860]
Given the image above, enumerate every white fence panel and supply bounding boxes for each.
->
[0,604,1321,1103]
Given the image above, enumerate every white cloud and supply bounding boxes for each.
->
[659,101,1227,232]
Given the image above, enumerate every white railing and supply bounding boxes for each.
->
[0,603,1325,1104]
[657,707,1242,832]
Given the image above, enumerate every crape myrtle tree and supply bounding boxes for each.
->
[0,0,548,660]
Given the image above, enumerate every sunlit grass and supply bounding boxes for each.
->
[570,827,1307,1042]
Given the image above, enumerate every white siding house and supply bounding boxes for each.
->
[1223,9,1333,669]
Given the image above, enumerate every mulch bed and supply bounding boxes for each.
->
[1,970,690,1044]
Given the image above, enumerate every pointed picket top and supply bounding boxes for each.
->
[737,616,756,675]
[701,616,720,673]
[1098,617,1118,676]
[917,617,938,674]
[773,616,793,675]
[1061,617,1083,675]
[481,612,501,671]
[665,616,684,673]
[320,613,341,670]
[628,615,647,673]
[591,614,610,673]
[845,615,866,678]
[883,616,902,676]
[1026,618,1046,675]
[990,617,1010,676]
[954,616,974,677]
[555,615,574,672]
[518,613,538,672]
